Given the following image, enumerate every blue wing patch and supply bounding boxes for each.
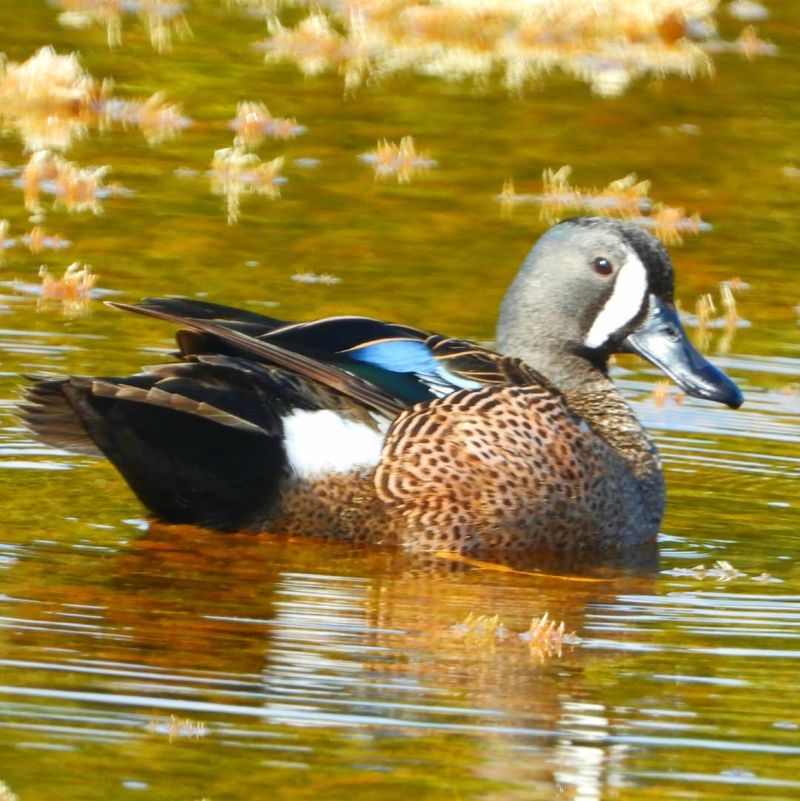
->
[346,339,483,396]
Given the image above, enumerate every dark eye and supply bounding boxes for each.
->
[592,257,613,276]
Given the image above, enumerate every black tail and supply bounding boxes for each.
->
[20,357,301,531]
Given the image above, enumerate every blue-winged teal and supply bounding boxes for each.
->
[22,217,742,553]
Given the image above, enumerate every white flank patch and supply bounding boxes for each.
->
[584,252,648,349]
[282,409,386,479]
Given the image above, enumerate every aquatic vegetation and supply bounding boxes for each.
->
[686,280,749,353]
[521,612,577,663]
[260,12,369,93]
[642,203,709,246]
[500,166,709,244]
[0,47,188,153]
[662,559,747,581]
[0,46,109,152]
[651,379,685,407]
[0,781,18,801]
[497,177,517,217]
[257,0,726,96]
[101,91,192,145]
[453,611,577,662]
[290,271,341,285]
[147,714,207,739]
[695,292,716,352]
[20,150,121,215]
[231,101,306,148]
[55,0,192,52]
[502,166,650,222]
[39,262,98,316]
[0,220,73,255]
[359,136,436,183]
[210,146,285,224]
[716,282,740,353]
[704,24,777,59]
[454,612,504,649]
[0,220,10,255]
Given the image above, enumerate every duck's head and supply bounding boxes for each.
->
[496,216,743,408]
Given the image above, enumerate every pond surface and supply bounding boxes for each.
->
[0,1,799,799]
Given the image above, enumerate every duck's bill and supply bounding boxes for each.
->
[622,295,743,409]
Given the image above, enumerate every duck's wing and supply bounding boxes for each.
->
[116,298,546,406]
[112,301,407,418]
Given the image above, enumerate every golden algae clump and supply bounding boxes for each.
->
[359,136,436,183]
[101,91,191,145]
[0,47,109,152]
[499,165,711,245]
[522,612,577,664]
[257,0,722,96]
[21,151,119,215]
[231,101,306,148]
[55,0,192,52]
[39,262,98,316]
[210,146,285,224]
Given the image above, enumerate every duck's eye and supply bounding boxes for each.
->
[592,257,613,276]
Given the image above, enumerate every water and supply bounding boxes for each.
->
[0,1,799,799]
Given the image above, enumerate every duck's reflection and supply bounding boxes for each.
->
[0,524,659,800]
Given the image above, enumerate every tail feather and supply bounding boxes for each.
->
[20,361,295,530]
[21,377,102,456]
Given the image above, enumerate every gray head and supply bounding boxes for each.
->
[496,217,742,408]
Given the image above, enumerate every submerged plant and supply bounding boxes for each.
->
[290,271,341,285]
[21,150,120,215]
[0,46,109,152]
[0,48,190,153]
[453,612,506,652]
[662,559,747,581]
[255,0,735,96]
[23,226,72,254]
[359,136,436,183]
[39,262,98,316]
[521,612,578,663]
[231,101,306,148]
[55,0,192,52]
[101,91,192,144]
[0,781,18,801]
[453,610,577,662]
[687,281,749,353]
[210,146,285,224]
[499,166,709,244]
[147,714,207,739]
[651,379,685,407]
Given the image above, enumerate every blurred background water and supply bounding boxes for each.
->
[0,1,799,799]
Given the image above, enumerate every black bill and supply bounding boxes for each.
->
[622,295,743,409]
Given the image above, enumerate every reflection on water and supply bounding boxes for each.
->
[0,0,799,799]
[1,523,799,800]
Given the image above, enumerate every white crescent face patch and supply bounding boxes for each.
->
[584,251,648,349]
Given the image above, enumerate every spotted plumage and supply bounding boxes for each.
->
[20,217,742,554]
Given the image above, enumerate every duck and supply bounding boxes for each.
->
[21,217,742,553]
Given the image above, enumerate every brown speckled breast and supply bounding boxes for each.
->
[270,382,664,554]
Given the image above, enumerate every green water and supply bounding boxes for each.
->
[0,2,799,799]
